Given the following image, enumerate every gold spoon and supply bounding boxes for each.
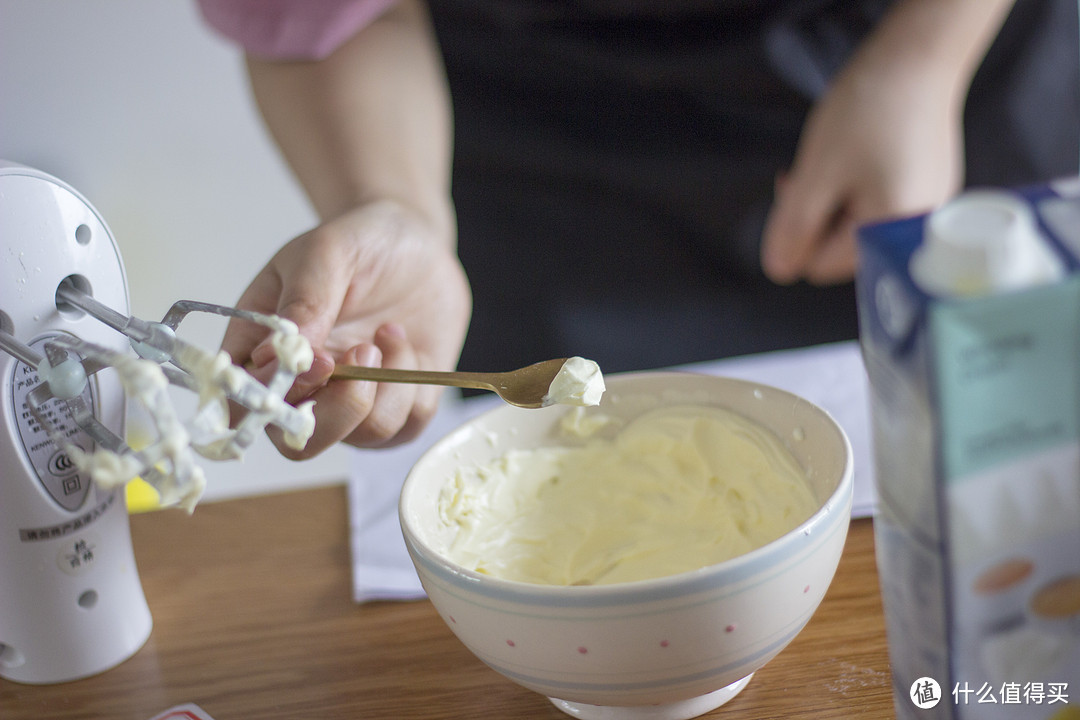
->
[329,358,570,409]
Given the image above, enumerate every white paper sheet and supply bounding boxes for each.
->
[347,340,876,603]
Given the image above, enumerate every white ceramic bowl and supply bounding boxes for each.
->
[400,372,853,720]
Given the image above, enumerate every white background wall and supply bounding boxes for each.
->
[1,1,350,500]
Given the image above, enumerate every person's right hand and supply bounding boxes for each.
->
[759,0,1017,286]
[222,199,471,459]
[760,42,965,286]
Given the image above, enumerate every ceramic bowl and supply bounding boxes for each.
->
[399,372,853,720]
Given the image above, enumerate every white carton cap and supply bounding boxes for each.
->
[910,190,1064,297]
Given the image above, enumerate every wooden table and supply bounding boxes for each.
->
[1,485,895,719]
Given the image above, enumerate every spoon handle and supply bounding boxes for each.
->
[330,365,498,392]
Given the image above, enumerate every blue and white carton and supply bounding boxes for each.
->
[857,181,1080,719]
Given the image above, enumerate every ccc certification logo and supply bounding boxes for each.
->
[48,448,79,476]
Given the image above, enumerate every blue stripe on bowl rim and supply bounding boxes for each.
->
[408,486,852,613]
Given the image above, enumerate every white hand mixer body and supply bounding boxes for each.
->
[0,161,316,683]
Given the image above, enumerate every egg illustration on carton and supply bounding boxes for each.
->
[950,463,1080,687]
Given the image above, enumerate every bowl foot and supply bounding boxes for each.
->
[547,674,754,720]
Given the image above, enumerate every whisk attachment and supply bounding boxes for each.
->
[6,286,318,512]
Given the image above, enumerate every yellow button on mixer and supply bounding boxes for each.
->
[125,477,162,514]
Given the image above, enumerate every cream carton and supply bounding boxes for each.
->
[857,182,1080,719]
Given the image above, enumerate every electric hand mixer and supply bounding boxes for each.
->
[0,161,318,683]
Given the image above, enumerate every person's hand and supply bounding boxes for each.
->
[222,200,471,458]
[761,48,965,286]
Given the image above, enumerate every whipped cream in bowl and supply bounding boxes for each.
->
[399,371,854,720]
[438,404,818,586]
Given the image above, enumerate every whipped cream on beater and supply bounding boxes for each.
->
[542,356,605,407]
[69,354,208,512]
[64,312,317,512]
[270,318,315,375]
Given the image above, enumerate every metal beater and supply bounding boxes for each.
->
[0,161,315,683]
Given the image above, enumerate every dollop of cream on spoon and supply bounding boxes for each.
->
[542,356,605,407]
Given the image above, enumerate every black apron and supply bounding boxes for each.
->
[428,0,1079,374]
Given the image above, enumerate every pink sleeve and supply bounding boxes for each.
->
[195,0,398,60]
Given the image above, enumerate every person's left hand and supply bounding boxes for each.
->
[760,42,966,285]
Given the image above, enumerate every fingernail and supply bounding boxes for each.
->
[351,344,381,368]
[309,353,335,377]
[291,354,333,393]
[762,250,794,285]
[251,341,276,368]
[379,323,407,340]
[285,380,317,405]
[384,323,408,341]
